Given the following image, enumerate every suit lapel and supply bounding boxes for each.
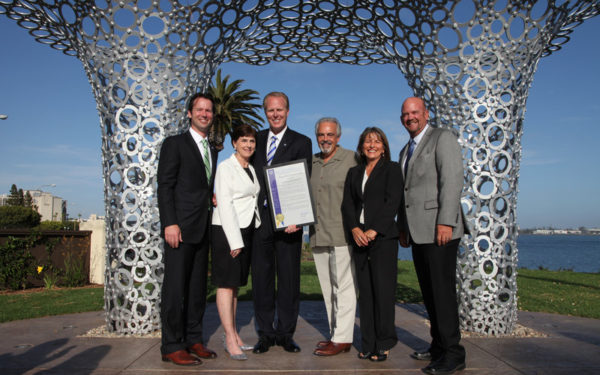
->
[184,131,209,186]
[184,131,205,166]
[354,164,366,200]
[272,128,292,164]
[364,159,384,194]
[255,130,269,166]
[405,127,433,183]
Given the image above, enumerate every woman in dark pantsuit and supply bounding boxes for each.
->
[342,127,403,362]
[211,124,261,360]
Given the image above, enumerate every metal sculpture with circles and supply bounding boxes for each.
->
[1,0,597,335]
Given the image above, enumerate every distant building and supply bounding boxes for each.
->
[532,228,584,235]
[25,190,66,221]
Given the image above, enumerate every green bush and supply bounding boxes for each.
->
[63,252,87,287]
[0,235,38,290]
[0,206,41,229]
[37,221,79,231]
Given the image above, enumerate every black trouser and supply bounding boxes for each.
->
[160,237,209,355]
[412,239,465,363]
[353,235,398,353]
[251,208,302,342]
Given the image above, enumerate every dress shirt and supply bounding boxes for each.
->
[266,126,288,158]
[189,128,212,169]
[401,123,429,174]
[310,147,357,247]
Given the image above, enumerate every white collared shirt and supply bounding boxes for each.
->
[189,129,211,169]
[266,126,288,157]
[402,123,429,174]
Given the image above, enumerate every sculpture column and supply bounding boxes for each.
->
[395,6,553,334]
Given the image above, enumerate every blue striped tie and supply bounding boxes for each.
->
[404,139,415,173]
[267,135,277,165]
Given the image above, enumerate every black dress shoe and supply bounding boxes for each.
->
[422,360,466,375]
[279,338,301,353]
[252,337,273,354]
[410,350,433,361]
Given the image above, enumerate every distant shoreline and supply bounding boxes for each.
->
[518,231,599,236]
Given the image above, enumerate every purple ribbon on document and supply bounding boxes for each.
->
[267,169,284,226]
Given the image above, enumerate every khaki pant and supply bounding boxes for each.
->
[312,245,357,343]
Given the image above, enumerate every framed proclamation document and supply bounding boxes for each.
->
[264,159,316,231]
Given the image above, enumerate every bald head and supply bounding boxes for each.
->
[401,97,429,138]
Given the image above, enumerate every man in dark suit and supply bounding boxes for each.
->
[398,97,467,375]
[157,93,218,366]
[251,91,312,354]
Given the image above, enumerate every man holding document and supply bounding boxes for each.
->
[251,91,313,354]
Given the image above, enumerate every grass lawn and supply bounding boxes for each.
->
[1,260,599,323]
[0,285,104,323]
[517,268,600,318]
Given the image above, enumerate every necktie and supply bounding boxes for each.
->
[201,139,211,180]
[404,139,415,173]
[267,135,277,165]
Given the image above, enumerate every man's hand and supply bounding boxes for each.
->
[165,224,182,248]
[436,224,453,246]
[399,230,409,248]
[230,248,242,258]
[212,194,217,207]
[284,224,301,234]
[351,227,369,247]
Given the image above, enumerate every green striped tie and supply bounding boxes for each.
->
[201,139,211,181]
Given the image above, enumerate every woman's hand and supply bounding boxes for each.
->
[364,229,378,242]
[230,248,242,258]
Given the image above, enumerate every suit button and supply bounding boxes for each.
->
[405,188,408,191]
[406,204,409,208]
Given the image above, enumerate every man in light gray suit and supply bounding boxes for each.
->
[398,97,467,375]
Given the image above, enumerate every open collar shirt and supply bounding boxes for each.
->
[309,146,358,248]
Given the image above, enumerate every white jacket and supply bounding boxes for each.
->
[212,153,261,250]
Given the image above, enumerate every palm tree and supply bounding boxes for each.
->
[208,69,264,151]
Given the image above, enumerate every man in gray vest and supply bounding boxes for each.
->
[310,117,358,356]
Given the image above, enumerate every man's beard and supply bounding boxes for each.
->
[319,142,334,155]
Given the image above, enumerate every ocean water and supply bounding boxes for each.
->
[397,234,600,273]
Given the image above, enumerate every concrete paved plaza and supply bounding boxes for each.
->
[1,301,599,374]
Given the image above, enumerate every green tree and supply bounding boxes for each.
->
[207,69,263,151]
[0,206,41,228]
[7,184,20,206]
[24,191,34,208]
[17,188,24,206]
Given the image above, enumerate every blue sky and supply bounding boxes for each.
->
[0,15,599,229]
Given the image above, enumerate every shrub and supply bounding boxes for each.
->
[0,235,38,290]
[38,221,79,231]
[63,252,87,287]
[0,206,41,229]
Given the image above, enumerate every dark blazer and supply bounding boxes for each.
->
[157,130,218,243]
[253,127,313,225]
[342,159,403,240]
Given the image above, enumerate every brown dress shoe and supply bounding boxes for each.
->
[316,340,331,348]
[188,343,218,359]
[313,342,352,356]
[162,349,201,366]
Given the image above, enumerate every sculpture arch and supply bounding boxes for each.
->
[1,0,598,335]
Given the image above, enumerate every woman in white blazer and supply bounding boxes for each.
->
[211,124,261,360]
